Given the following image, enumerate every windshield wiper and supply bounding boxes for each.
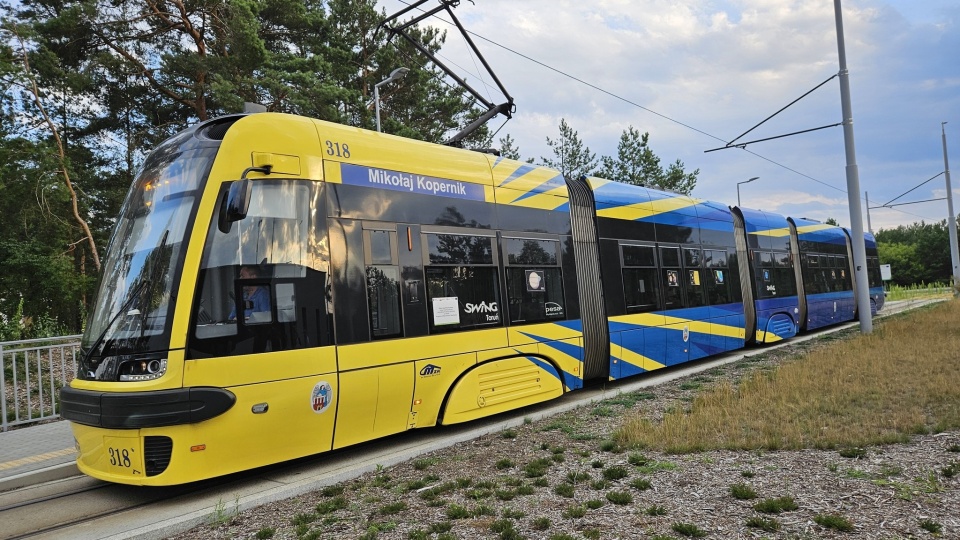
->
[85,279,150,361]
[137,230,170,338]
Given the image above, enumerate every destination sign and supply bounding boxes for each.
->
[340,163,485,201]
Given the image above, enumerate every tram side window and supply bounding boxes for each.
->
[365,229,402,339]
[661,246,684,309]
[504,238,565,324]
[775,251,797,296]
[621,244,659,313]
[755,251,776,298]
[704,249,732,305]
[867,257,882,287]
[837,256,851,291]
[189,180,330,358]
[424,233,501,333]
[684,247,706,307]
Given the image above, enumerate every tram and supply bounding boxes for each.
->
[61,112,885,485]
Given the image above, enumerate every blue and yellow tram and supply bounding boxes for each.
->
[61,113,882,485]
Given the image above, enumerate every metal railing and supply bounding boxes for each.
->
[1,335,81,431]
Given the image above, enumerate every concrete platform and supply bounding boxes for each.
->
[0,420,79,492]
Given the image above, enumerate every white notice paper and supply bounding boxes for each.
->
[432,297,461,326]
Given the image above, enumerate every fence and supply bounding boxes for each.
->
[1,335,81,431]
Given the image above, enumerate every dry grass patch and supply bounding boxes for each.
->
[616,300,960,452]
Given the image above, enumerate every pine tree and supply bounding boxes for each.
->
[597,126,698,195]
[541,118,596,179]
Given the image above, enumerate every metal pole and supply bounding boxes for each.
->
[943,122,960,293]
[374,84,382,132]
[834,0,872,333]
[865,191,872,235]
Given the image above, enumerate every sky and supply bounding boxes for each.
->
[375,0,960,232]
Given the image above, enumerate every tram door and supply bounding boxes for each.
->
[184,180,338,470]
[331,221,419,450]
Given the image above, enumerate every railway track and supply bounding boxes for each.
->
[0,297,943,540]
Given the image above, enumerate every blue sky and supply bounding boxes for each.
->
[377,0,959,231]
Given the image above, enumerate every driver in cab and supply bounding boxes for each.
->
[229,265,270,322]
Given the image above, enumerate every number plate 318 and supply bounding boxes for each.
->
[102,436,143,476]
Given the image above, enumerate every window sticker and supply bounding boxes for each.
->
[526,269,545,292]
[545,301,564,317]
[763,269,771,281]
[714,269,724,284]
[689,270,701,286]
[432,296,461,326]
[667,270,679,287]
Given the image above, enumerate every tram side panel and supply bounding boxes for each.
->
[789,218,856,331]
[589,179,748,380]
[736,208,800,343]
[864,234,886,314]
[489,157,586,392]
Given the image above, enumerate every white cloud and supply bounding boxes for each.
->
[379,0,960,227]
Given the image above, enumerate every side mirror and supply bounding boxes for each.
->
[218,179,252,234]
[216,165,271,234]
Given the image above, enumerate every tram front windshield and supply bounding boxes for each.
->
[78,138,216,380]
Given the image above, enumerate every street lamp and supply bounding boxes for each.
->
[737,176,759,207]
[374,67,409,132]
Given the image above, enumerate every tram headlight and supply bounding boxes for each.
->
[118,357,168,381]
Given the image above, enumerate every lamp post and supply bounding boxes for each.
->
[737,176,759,207]
[374,67,409,132]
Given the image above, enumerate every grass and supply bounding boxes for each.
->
[885,282,951,301]
[745,516,780,532]
[605,491,633,505]
[753,496,798,514]
[615,301,960,453]
[671,522,707,537]
[729,482,757,500]
[814,513,854,532]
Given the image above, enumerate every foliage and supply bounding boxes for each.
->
[541,118,596,179]
[0,0,487,333]
[876,219,957,286]
[596,126,698,194]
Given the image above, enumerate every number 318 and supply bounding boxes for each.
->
[325,141,351,158]
[109,447,131,467]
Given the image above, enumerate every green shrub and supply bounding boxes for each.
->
[255,527,275,539]
[729,482,757,500]
[446,504,470,519]
[629,478,652,491]
[566,471,591,484]
[502,508,525,519]
[814,513,853,532]
[671,522,707,537]
[496,458,515,470]
[554,483,575,497]
[428,522,452,533]
[941,460,960,478]
[919,519,942,533]
[605,491,633,505]
[603,466,629,480]
[745,516,780,532]
[646,504,668,516]
[532,517,551,530]
[378,501,406,515]
[839,447,868,459]
[753,496,798,514]
[562,505,587,519]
